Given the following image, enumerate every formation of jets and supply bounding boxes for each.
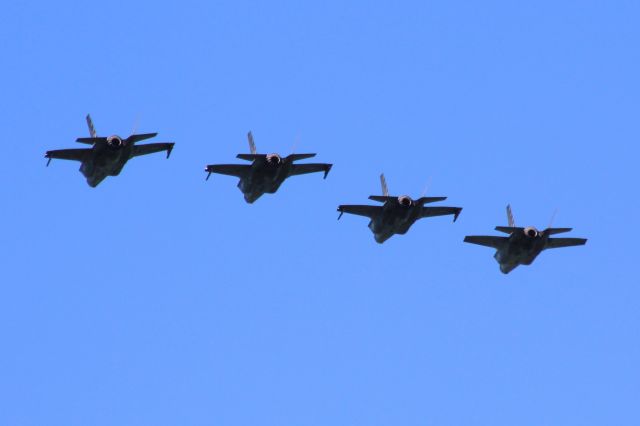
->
[45,115,587,274]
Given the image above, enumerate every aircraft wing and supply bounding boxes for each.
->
[132,143,174,159]
[421,206,462,222]
[463,235,509,249]
[45,148,91,163]
[205,164,251,180]
[289,163,332,179]
[337,204,382,219]
[546,238,587,249]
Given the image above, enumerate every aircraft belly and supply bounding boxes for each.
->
[109,157,129,176]
[80,161,93,178]
[368,217,384,233]
[241,172,283,195]
[500,262,519,274]
[86,169,108,187]
[521,251,541,265]
[395,218,415,235]
[265,179,284,194]
[374,231,393,244]
[239,178,267,203]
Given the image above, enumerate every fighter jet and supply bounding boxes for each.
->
[464,204,587,274]
[337,174,462,243]
[45,114,174,187]
[204,131,332,203]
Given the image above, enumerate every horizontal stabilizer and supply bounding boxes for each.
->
[236,153,318,162]
[367,195,448,204]
[546,237,587,249]
[464,235,509,249]
[544,227,573,235]
[416,196,447,205]
[368,195,396,203]
[76,137,107,144]
[127,133,158,144]
[495,226,523,234]
[237,153,263,161]
[286,153,316,161]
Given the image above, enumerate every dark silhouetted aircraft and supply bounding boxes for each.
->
[464,204,587,274]
[204,131,332,203]
[337,174,462,243]
[45,115,174,187]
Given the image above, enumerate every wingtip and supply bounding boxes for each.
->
[323,164,333,179]
[453,208,462,222]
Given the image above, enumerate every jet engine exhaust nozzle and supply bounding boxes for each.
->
[398,195,413,207]
[107,135,124,149]
[266,153,282,165]
[524,227,539,238]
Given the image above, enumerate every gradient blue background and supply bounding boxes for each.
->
[1,1,638,425]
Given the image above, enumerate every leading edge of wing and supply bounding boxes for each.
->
[132,143,175,159]
[421,206,463,222]
[337,204,382,220]
[45,148,91,165]
[289,163,332,179]
[545,237,587,249]
[205,164,251,180]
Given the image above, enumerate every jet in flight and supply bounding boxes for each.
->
[337,174,462,243]
[204,131,332,203]
[464,204,587,274]
[45,115,174,187]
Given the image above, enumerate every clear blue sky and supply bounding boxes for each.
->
[1,1,638,425]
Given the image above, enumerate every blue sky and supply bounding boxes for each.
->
[1,1,639,425]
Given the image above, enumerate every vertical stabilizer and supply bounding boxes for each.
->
[506,204,515,227]
[247,131,257,154]
[547,208,558,229]
[380,173,389,196]
[86,114,97,138]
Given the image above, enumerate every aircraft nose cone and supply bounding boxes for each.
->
[499,263,516,274]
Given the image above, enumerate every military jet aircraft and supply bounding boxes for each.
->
[337,174,462,243]
[464,204,587,274]
[45,114,174,187]
[204,131,332,203]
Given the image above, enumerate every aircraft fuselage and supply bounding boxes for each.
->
[238,158,293,203]
[368,203,422,243]
[80,142,133,187]
[494,231,548,274]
